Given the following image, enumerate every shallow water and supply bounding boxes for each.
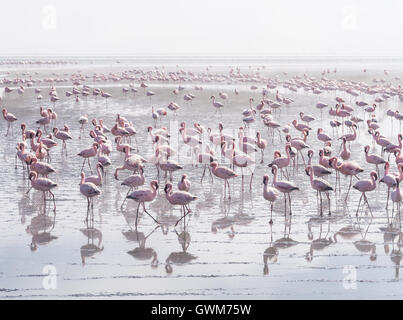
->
[0,59,403,299]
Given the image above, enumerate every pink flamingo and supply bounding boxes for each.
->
[286,135,309,166]
[114,146,145,179]
[263,175,280,224]
[210,161,238,199]
[178,174,191,192]
[21,123,35,141]
[340,137,351,160]
[194,146,216,182]
[338,124,357,144]
[16,143,34,171]
[127,180,160,227]
[29,157,55,177]
[84,162,104,186]
[256,132,267,164]
[164,183,198,227]
[120,167,145,206]
[52,127,72,156]
[27,171,57,210]
[391,177,402,217]
[300,112,315,123]
[380,161,399,209]
[330,157,363,199]
[2,108,17,136]
[79,172,101,221]
[353,171,378,216]
[305,166,333,216]
[268,144,292,178]
[319,149,332,168]
[78,143,99,172]
[364,145,385,174]
[307,150,331,177]
[270,164,299,215]
[210,96,224,114]
[36,129,57,149]
[36,110,51,132]
[317,128,332,144]
[78,115,88,138]
[292,120,311,133]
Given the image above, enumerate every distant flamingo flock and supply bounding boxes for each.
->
[3,62,403,231]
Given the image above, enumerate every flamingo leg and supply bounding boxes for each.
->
[386,187,390,209]
[88,158,93,173]
[121,188,132,209]
[81,159,86,172]
[356,193,363,216]
[135,202,140,227]
[288,193,292,215]
[249,169,254,190]
[142,202,159,224]
[319,192,323,216]
[363,193,373,217]
[86,198,90,222]
[284,195,287,216]
[300,151,306,166]
[269,203,273,225]
[345,175,353,201]
[49,190,56,211]
[326,192,331,215]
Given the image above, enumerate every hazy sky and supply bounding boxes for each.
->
[0,0,402,56]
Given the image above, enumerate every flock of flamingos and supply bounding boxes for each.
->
[2,64,403,233]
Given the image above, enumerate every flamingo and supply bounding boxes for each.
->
[52,127,72,156]
[270,164,299,215]
[268,144,292,178]
[164,183,198,227]
[263,175,280,224]
[27,171,57,210]
[127,180,159,227]
[210,161,238,199]
[391,177,403,217]
[305,166,333,216]
[256,132,267,164]
[84,162,104,186]
[307,150,331,177]
[380,161,399,209]
[364,145,385,174]
[210,95,224,114]
[178,174,191,192]
[353,171,378,216]
[194,146,216,182]
[78,143,99,172]
[120,167,145,208]
[79,172,101,221]
[2,108,17,136]
[300,112,315,123]
[78,115,88,138]
[114,146,145,179]
[330,157,363,200]
[340,137,351,160]
[29,157,56,177]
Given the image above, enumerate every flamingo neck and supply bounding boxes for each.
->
[309,170,314,183]
[272,169,278,185]
[96,166,102,179]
